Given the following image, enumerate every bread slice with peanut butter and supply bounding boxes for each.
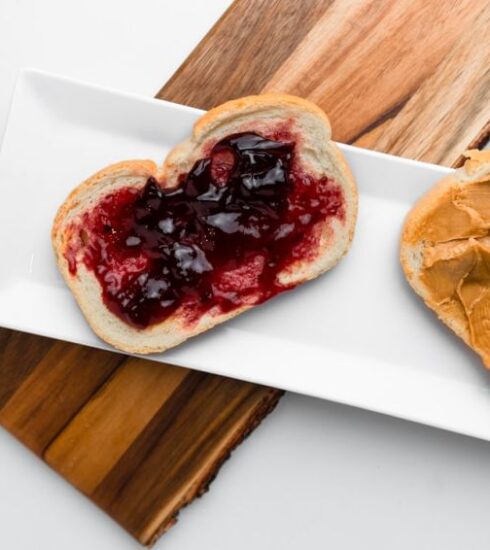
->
[401,150,490,367]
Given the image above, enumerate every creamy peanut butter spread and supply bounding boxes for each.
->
[414,154,490,366]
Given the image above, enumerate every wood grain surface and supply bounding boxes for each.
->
[160,0,490,166]
[1,0,490,546]
[0,330,281,545]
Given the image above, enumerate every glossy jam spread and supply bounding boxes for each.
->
[66,132,344,328]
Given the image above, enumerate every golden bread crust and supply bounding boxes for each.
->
[53,94,357,354]
[400,150,490,367]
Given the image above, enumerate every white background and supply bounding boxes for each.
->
[1,1,490,549]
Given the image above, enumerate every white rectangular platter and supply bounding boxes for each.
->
[2,69,490,440]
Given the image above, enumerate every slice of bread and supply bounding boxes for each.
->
[52,93,358,354]
[400,150,490,367]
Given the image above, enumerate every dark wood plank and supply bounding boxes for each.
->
[0,329,54,409]
[0,341,124,454]
[44,359,193,493]
[92,376,280,545]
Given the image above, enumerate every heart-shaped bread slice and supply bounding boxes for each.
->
[52,94,357,354]
[401,150,490,367]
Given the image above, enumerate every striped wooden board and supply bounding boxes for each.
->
[161,0,490,165]
[1,0,490,546]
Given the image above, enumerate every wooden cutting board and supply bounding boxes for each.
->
[1,0,490,546]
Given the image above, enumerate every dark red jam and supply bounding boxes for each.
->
[66,132,344,328]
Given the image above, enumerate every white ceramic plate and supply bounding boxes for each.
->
[2,69,490,440]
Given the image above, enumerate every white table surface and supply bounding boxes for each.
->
[1,2,490,549]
